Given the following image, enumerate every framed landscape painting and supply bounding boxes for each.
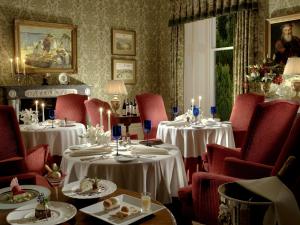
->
[112,29,136,55]
[14,20,77,74]
[266,13,300,64]
[112,59,136,84]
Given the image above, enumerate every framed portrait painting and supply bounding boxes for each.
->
[112,29,136,56]
[112,59,136,84]
[14,19,77,74]
[266,13,300,64]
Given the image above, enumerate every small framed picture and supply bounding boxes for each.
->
[112,29,136,55]
[112,59,136,84]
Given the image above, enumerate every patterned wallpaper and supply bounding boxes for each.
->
[0,0,172,107]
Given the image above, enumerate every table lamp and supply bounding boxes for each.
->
[283,57,300,101]
[104,80,128,114]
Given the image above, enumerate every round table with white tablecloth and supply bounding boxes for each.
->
[156,121,235,181]
[60,143,188,204]
[20,123,86,156]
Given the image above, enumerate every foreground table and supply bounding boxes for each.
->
[20,123,86,156]
[0,187,176,225]
[157,122,235,181]
[61,143,187,204]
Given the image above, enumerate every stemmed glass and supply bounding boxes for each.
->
[210,106,217,119]
[48,109,55,128]
[172,106,179,120]
[144,120,152,146]
[193,106,200,123]
[112,125,122,156]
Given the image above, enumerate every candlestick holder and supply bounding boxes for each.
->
[13,72,30,86]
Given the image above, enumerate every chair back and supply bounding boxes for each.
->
[136,93,168,139]
[0,105,26,161]
[229,93,265,130]
[241,100,299,165]
[84,98,116,131]
[55,94,87,125]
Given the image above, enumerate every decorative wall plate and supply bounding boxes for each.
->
[58,73,68,85]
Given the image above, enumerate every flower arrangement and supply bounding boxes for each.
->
[19,109,38,125]
[246,58,284,85]
[82,125,111,145]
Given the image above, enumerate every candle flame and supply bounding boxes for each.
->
[107,110,111,114]
[99,107,103,112]
[10,58,13,62]
[41,103,45,107]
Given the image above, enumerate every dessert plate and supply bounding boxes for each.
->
[0,185,50,210]
[6,201,76,225]
[62,180,117,199]
[80,194,165,225]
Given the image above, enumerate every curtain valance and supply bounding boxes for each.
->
[169,0,258,27]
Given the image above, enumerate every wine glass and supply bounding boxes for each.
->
[210,106,217,119]
[172,106,179,120]
[48,109,55,128]
[112,125,122,156]
[144,120,152,146]
[193,106,200,123]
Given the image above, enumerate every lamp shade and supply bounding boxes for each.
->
[283,57,300,75]
[104,80,128,95]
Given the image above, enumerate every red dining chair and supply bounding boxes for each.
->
[0,105,50,187]
[229,93,265,147]
[205,100,299,174]
[178,114,300,225]
[136,93,168,139]
[55,94,88,125]
[84,98,116,131]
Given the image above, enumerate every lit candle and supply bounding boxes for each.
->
[35,100,38,115]
[198,96,202,107]
[41,103,45,122]
[22,59,26,75]
[107,110,111,131]
[99,107,103,128]
[9,58,14,75]
[16,57,19,74]
[191,98,194,108]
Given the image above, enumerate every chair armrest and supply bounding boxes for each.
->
[25,145,49,174]
[223,157,273,179]
[178,185,193,223]
[206,144,241,173]
[232,129,247,148]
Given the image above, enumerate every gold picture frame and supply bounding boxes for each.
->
[112,29,136,56]
[112,58,136,84]
[14,19,77,74]
[265,13,300,64]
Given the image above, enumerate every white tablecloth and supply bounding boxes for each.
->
[156,122,235,158]
[20,123,86,156]
[61,143,188,204]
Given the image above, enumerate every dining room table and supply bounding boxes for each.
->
[20,121,86,156]
[60,142,188,204]
[156,119,235,182]
[0,187,177,225]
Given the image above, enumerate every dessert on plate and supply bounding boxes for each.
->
[9,177,33,203]
[103,197,120,210]
[35,193,51,219]
[79,177,102,193]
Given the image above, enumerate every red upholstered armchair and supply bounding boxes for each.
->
[206,100,299,174]
[229,93,265,147]
[0,105,50,187]
[136,93,168,139]
[179,114,300,225]
[55,94,88,125]
[84,98,116,131]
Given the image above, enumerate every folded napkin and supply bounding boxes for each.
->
[164,120,188,127]
[129,145,169,155]
[69,146,112,157]
[237,176,300,225]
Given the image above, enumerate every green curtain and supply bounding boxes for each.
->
[170,25,184,111]
[233,10,258,98]
[169,0,258,27]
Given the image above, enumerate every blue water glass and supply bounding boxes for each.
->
[210,106,217,118]
[112,125,122,140]
[172,106,179,120]
[144,120,152,134]
[48,109,55,128]
[193,106,200,118]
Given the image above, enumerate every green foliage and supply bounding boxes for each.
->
[216,64,233,121]
[216,15,234,48]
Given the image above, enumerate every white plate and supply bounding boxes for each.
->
[222,121,232,124]
[191,124,205,129]
[113,146,128,151]
[114,156,137,162]
[80,194,165,225]
[69,144,97,151]
[0,185,50,210]
[6,201,76,225]
[62,180,117,199]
